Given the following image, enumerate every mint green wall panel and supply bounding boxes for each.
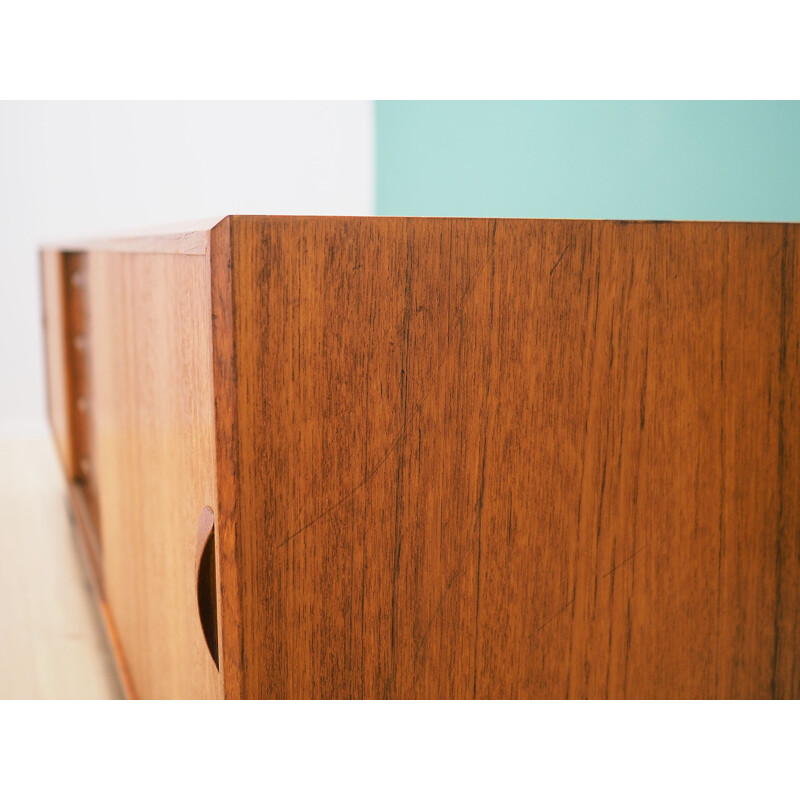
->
[375,101,800,221]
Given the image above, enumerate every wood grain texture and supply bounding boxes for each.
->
[86,251,222,699]
[208,216,243,698]
[224,216,800,699]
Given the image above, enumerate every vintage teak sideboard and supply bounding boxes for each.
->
[41,216,800,699]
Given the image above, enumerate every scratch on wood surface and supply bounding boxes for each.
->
[415,549,469,662]
[528,594,576,638]
[602,545,647,579]
[550,244,571,276]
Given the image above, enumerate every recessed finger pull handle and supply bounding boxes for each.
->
[195,506,219,669]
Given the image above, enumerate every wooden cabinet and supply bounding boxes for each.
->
[41,216,800,699]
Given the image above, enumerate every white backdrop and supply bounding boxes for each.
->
[0,101,374,436]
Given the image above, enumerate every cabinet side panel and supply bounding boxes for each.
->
[41,250,74,477]
[87,251,222,699]
[234,217,800,699]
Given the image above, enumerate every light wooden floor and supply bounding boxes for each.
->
[0,435,121,699]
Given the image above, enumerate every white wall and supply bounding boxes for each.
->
[0,102,375,436]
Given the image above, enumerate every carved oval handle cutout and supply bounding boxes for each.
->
[195,506,219,669]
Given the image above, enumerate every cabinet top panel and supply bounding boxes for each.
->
[42,216,798,258]
[41,216,228,257]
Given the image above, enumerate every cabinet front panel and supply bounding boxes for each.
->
[87,251,221,699]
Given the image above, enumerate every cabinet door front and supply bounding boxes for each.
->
[87,252,222,700]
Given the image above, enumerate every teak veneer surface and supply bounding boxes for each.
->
[87,251,223,699]
[42,216,800,699]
